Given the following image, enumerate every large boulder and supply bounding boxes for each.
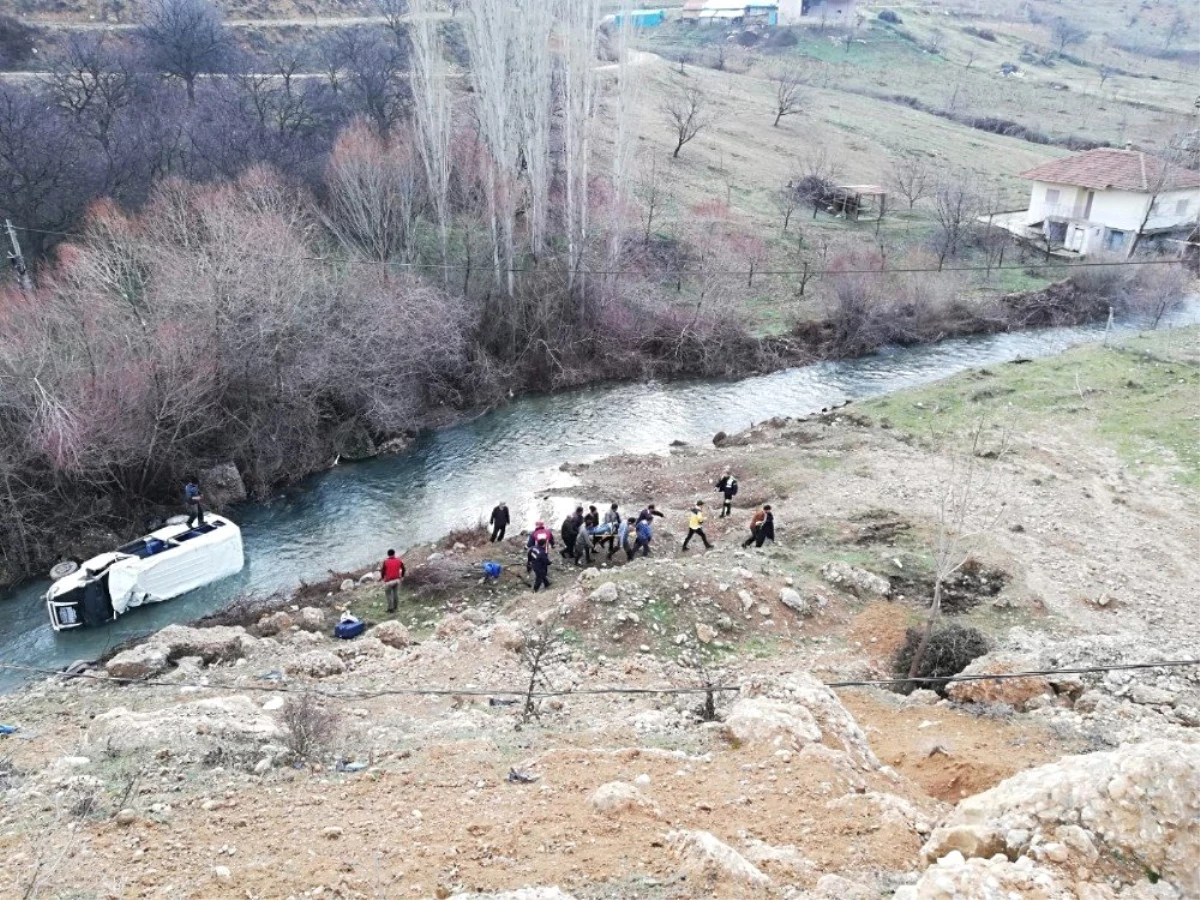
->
[257,610,295,636]
[588,781,659,818]
[737,673,881,769]
[819,561,891,598]
[285,651,346,679]
[724,698,821,750]
[444,891,578,900]
[435,613,474,639]
[370,620,413,649]
[90,695,281,752]
[894,851,1071,900]
[491,621,526,652]
[198,462,247,509]
[923,740,1200,896]
[589,582,619,604]
[296,607,326,632]
[105,644,170,680]
[666,829,770,887]
[946,652,1053,711]
[150,624,251,664]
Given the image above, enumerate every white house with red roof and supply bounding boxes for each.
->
[999,147,1199,256]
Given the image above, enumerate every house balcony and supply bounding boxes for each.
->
[1037,202,1091,223]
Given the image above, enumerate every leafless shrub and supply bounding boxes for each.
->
[278,691,343,762]
[893,622,990,695]
[888,154,932,209]
[517,613,572,725]
[661,80,711,159]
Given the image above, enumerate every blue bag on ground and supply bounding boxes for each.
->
[483,561,502,579]
[334,615,366,640]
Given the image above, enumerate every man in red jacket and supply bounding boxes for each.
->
[381,549,406,613]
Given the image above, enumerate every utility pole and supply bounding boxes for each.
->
[5,219,32,291]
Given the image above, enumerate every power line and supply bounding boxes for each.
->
[2,657,1196,702]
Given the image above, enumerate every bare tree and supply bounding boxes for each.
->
[607,0,643,271]
[887,154,931,209]
[661,80,710,159]
[907,422,1007,681]
[1049,17,1087,55]
[769,64,807,127]
[137,0,233,103]
[795,146,844,219]
[462,0,520,295]
[561,0,602,289]
[46,35,140,153]
[407,0,452,272]
[932,179,981,268]
[517,613,570,725]
[637,156,669,243]
[1097,64,1115,90]
[1125,144,1192,258]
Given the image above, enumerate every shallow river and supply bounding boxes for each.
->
[1,307,1196,690]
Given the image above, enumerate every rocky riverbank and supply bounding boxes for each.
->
[1,329,1196,900]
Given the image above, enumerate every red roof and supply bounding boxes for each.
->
[1020,149,1200,193]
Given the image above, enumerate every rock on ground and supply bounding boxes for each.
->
[297,607,326,632]
[257,611,294,636]
[284,651,346,679]
[923,740,1200,895]
[105,644,170,680]
[779,587,810,616]
[820,561,891,598]
[370,620,412,649]
[589,582,619,603]
[723,697,821,751]
[946,652,1053,711]
[435,613,475,638]
[738,673,881,769]
[90,695,281,752]
[588,781,660,818]
[666,829,770,886]
[895,851,1070,900]
[148,624,252,664]
[491,621,526,652]
[444,890,578,900]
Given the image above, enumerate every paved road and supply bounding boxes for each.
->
[28,12,450,31]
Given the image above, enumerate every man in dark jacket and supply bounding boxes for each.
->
[184,479,205,528]
[715,468,739,518]
[529,539,552,592]
[745,504,775,548]
[489,502,510,542]
[561,507,584,559]
[636,503,665,524]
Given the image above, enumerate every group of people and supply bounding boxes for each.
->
[517,502,663,591]
[488,467,776,592]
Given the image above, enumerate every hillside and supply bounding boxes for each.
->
[1,328,1197,899]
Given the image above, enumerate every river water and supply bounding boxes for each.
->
[1,308,1196,690]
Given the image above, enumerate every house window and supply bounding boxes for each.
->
[1177,199,1190,216]
[1104,229,1126,251]
[1045,188,1061,206]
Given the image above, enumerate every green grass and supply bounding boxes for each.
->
[863,327,1200,487]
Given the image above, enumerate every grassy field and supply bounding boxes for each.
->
[861,325,1200,487]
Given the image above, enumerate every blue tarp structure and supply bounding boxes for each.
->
[611,8,667,27]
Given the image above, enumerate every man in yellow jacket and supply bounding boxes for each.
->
[682,500,712,551]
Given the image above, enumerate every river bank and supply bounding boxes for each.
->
[1,327,1196,900]
[2,306,1198,691]
[1,271,1184,593]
